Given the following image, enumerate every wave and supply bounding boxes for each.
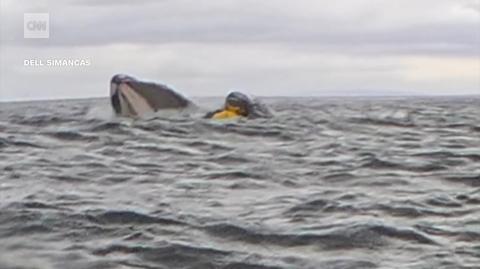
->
[44,131,98,141]
[1,97,479,269]
[203,221,437,249]
[88,210,182,226]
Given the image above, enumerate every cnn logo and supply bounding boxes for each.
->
[24,13,49,39]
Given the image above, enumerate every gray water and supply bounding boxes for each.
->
[1,96,479,269]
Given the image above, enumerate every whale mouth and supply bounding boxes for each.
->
[110,74,191,117]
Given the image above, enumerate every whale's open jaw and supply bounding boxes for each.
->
[110,74,192,117]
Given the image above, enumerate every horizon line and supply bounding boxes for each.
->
[2,93,479,104]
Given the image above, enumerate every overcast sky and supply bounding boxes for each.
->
[1,0,479,101]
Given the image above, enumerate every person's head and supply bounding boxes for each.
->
[224,92,251,116]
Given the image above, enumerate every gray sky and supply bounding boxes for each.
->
[1,0,479,101]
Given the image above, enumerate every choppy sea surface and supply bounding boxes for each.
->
[0,96,479,269]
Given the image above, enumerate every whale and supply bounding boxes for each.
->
[110,74,272,119]
[110,74,193,117]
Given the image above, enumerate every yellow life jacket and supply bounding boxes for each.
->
[211,105,244,119]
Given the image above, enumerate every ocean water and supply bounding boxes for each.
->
[0,96,479,269]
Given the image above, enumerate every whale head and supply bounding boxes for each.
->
[110,74,192,117]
